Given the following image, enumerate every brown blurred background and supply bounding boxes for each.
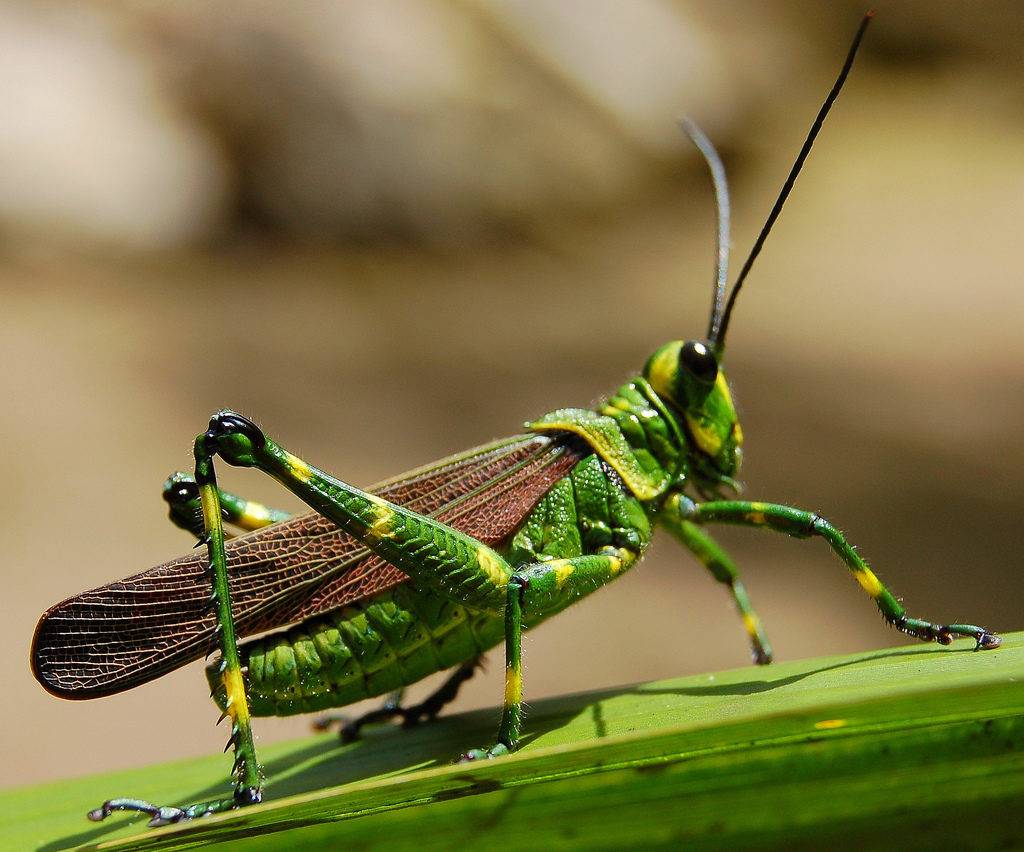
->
[3,0,1022,789]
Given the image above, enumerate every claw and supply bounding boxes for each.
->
[87,798,185,827]
[87,803,113,822]
[147,807,187,828]
[399,708,423,730]
[311,715,342,732]
[896,616,1001,650]
[339,723,362,745]
[86,791,253,828]
[456,742,510,763]
[310,712,368,742]
[977,632,1002,651]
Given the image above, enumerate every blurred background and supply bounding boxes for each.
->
[3,0,1022,789]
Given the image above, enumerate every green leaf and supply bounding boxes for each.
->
[6,633,1023,851]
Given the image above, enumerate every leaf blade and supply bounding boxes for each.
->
[6,632,1022,850]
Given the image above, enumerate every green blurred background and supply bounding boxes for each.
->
[3,1,1022,789]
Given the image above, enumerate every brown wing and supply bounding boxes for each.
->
[32,434,583,700]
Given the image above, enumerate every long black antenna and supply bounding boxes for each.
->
[680,117,731,341]
[710,10,875,352]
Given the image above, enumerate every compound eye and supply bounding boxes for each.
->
[679,340,718,384]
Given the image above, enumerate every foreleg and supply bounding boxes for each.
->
[162,471,291,539]
[671,494,1000,650]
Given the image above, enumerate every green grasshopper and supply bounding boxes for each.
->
[31,12,1000,828]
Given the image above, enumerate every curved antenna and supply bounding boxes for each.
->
[680,118,730,342]
[711,10,875,352]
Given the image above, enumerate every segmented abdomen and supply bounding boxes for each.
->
[208,584,504,717]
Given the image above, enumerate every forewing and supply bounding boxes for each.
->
[32,434,582,699]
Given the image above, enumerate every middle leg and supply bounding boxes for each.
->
[659,500,772,664]
[314,656,483,743]
[459,546,639,762]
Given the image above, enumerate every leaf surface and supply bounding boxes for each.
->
[6,632,1022,851]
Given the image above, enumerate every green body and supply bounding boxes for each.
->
[215,381,660,717]
[49,17,1001,827]
[232,585,505,717]
[74,345,999,829]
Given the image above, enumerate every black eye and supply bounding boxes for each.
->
[680,340,718,384]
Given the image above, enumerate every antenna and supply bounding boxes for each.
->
[680,118,731,342]
[710,10,875,351]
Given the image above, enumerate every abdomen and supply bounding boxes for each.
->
[209,584,504,716]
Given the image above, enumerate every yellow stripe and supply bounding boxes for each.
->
[504,666,522,705]
[532,419,666,500]
[365,503,395,542]
[223,667,250,725]
[855,568,884,598]
[240,501,272,526]
[814,718,847,730]
[477,547,509,588]
[742,612,760,637]
[647,342,681,398]
[745,502,768,525]
[715,371,734,406]
[553,561,575,589]
[199,484,220,531]
[685,415,724,456]
[284,452,313,484]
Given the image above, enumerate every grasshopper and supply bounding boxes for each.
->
[31,12,1000,827]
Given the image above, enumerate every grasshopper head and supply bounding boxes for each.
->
[646,14,872,490]
[644,340,742,483]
